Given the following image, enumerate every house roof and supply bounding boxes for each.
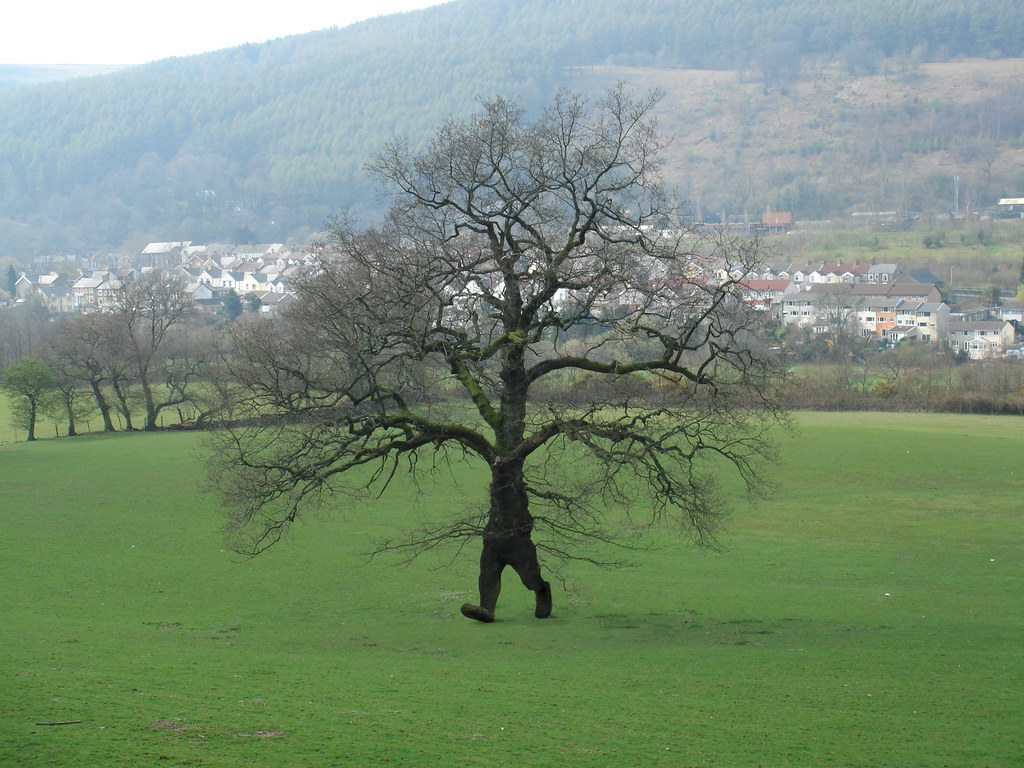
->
[949,320,1011,332]
[888,285,939,296]
[143,241,191,254]
[816,262,870,276]
[907,269,942,285]
[259,291,295,304]
[738,279,792,291]
[855,298,895,310]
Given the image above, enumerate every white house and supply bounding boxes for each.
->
[948,320,1016,359]
[737,279,797,313]
[994,301,1024,325]
[865,264,903,284]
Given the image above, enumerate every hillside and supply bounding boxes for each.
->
[0,64,125,93]
[1,0,1023,258]
[582,58,1024,222]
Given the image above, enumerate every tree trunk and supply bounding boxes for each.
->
[90,380,116,432]
[461,459,551,622]
[461,341,551,622]
[140,371,159,431]
[26,401,37,441]
[112,380,135,431]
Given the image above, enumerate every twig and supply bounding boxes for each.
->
[35,720,83,726]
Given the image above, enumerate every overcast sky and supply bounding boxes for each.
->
[2,0,451,66]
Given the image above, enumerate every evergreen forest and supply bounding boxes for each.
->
[2,0,1024,257]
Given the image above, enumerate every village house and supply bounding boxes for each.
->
[948,320,1016,359]
[263,274,292,293]
[229,243,287,261]
[865,263,903,284]
[258,291,297,316]
[13,273,36,302]
[809,263,871,284]
[885,283,943,303]
[12,272,73,312]
[781,282,949,344]
[140,242,191,269]
[993,300,1024,325]
[853,298,897,338]
[188,282,232,312]
[737,279,797,313]
[759,211,794,234]
[997,198,1024,218]
[232,271,264,294]
[764,261,906,286]
[72,270,134,311]
[72,274,104,310]
[894,301,949,344]
[781,290,821,325]
[37,273,73,312]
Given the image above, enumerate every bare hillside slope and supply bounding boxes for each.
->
[580,59,1024,221]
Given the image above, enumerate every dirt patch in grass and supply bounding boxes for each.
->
[147,719,204,734]
[238,729,288,738]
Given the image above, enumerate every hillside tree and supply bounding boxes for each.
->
[208,87,787,622]
[1,357,59,441]
[3,264,16,297]
[222,289,244,321]
[43,352,96,437]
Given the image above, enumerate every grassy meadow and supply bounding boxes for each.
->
[1,412,1022,766]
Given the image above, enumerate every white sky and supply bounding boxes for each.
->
[2,0,451,66]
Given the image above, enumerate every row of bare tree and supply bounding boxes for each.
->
[1,270,212,438]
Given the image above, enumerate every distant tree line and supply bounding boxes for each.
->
[779,342,1024,414]
[4,285,1024,443]
[0,271,219,439]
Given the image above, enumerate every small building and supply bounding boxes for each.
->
[997,198,1024,218]
[141,241,191,268]
[993,301,1024,325]
[948,320,1016,359]
[736,279,797,312]
[259,291,296,317]
[911,302,950,345]
[888,325,918,344]
[760,211,794,233]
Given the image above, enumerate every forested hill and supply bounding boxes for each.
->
[2,0,1023,257]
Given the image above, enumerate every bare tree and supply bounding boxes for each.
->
[109,365,139,431]
[816,283,859,353]
[0,298,49,370]
[208,87,787,622]
[110,270,198,430]
[157,321,217,426]
[41,332,96,437]
[45,314,123,432]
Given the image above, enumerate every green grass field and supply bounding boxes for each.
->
[2,413,1022,766]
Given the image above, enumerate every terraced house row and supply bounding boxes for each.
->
[752,281,1019,358]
